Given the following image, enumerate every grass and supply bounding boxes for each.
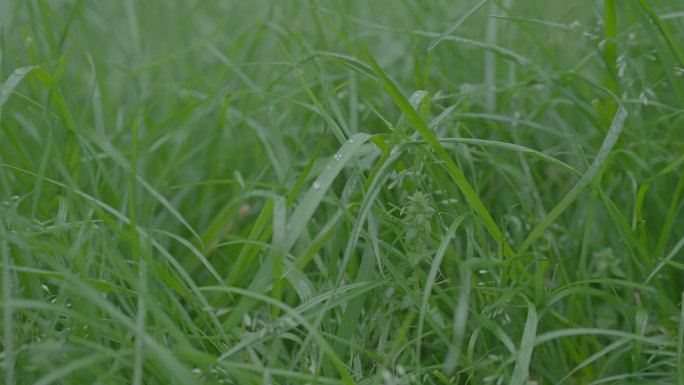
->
[1,0,683,384]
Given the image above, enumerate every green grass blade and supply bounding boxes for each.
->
[0,66,37,123]
[1,229,15,385]
[285,132,372,252]
[428,0,490,52]
[417,215,467,361]
[511,300,538,385]
[518,104,627,255]
[33,355,110,385]
[678,291,684,385]
[535,328,676,348]
[557,338,631,384]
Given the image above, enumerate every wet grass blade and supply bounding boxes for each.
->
[0,66,37,123]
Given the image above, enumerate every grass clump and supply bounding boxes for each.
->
[1,1,683,384]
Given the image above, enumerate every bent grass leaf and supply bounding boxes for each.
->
[518,104,627,255]
[0,66,38,123]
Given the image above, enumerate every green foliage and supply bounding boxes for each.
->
[1,0,683,384]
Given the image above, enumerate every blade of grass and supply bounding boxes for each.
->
[557,338,630,384]
[1,228,15,385]
[271,195,286,316]
[511,300,538,385]
[678,291,684,385]
[535,328,677,348]
[33,354,110,385]
[428,0,490,52]
[518,104,627,255]
[484,1,498,112]
[280,42,348,144]
[284,132,372,252]
[655,173,684,257]
[603,0,618,97]
[0,66,37,123]
[417,215,467,361]
[434,137,581,176]
[130,118,145,385]
[645,236,684,284]
[0,22,4,76]
[444,228,476,376]
[332,245,376,359]
[133,259,146,385]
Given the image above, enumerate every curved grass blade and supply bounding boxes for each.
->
[678,291,684,385]
[518,104,627,255]
[433,138,580,177]
[535,328,676,348]
[557,338,630,384]
[285,132,372,252]
[511,300,538,385]
[417,215,467,361]
[0,66,37,123]
[151,229,223,283]
[33,355,110,385]
[428,0,490,52]
[645,236,684,284]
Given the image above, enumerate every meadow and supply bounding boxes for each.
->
[1,1,683,384]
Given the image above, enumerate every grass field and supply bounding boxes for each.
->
[1,1,684,384]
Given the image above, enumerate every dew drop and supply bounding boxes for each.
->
[326,165,331,170]
[313,181,322,189]
[349,138,354,143]
[16,66,34,76]
[333,153,342,161]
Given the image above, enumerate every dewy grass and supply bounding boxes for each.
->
[1,1,684,384]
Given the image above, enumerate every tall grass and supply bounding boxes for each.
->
[1,1,683,384]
